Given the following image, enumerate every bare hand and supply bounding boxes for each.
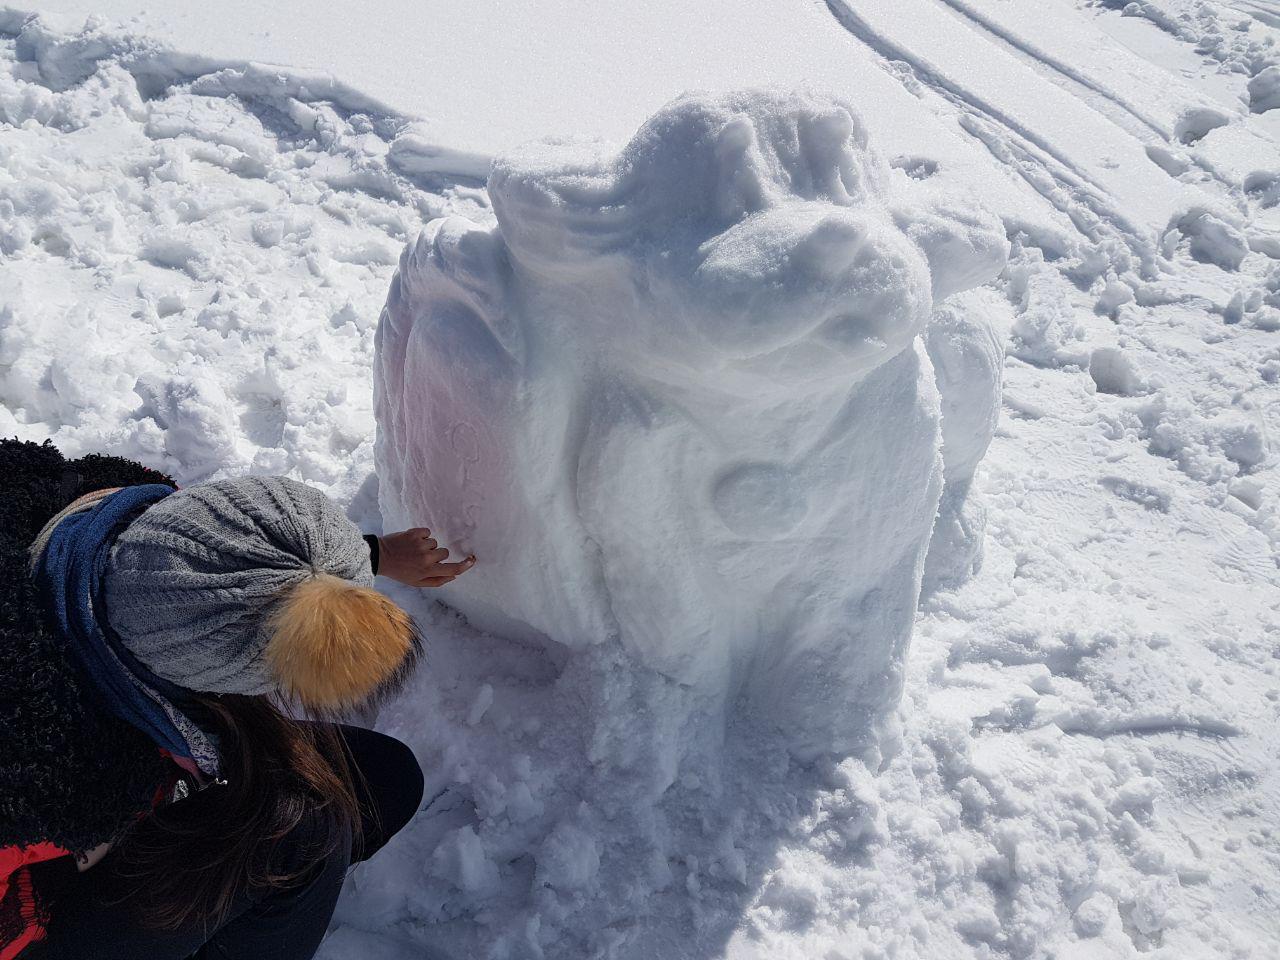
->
[376,528,476,588]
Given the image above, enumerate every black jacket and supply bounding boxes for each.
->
[0,438,180,856]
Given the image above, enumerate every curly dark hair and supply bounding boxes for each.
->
[0,437,177,855]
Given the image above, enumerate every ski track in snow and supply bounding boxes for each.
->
[826,0,1177,276]
[2,1,1280,958]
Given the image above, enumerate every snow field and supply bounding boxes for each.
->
[0,9,487,504]
[1,2,1279,958]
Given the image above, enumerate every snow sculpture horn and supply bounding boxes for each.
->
[374,89,1008,761]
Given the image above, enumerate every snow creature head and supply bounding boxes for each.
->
[375,89,1007,761]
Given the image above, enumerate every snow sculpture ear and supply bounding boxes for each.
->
[489,141,634,273]
[789,100,877,204]
[399,215,519,361]
[889,183,1009,302]
[710,96,882,217]
[712,116,771,223]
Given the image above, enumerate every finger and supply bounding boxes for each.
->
[418,575,455,588]
[428,556,476,577]
[422,547,450,564]
[404,526,432,539]
[418,538,438,552]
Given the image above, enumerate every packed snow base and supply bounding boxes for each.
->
[374,89,1009,767]
[1,3,1279,959]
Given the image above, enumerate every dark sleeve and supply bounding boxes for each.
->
[363,534,380,576]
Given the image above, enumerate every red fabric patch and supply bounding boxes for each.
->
[0,843,66,959]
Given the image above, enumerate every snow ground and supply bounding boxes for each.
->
[3,1,1280,958]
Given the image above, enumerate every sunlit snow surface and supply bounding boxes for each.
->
[2,2,1280,958]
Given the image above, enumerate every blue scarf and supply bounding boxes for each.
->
[32,484,219,776]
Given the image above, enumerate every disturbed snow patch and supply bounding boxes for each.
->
[0,11,477,496]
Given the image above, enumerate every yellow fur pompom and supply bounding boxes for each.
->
[264,573,419,712]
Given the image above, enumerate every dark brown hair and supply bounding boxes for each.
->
[110,693,364,930]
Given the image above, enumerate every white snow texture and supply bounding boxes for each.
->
[374,89,1008,764]
[6,1,1280,958]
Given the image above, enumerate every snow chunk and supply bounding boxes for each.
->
[1172,106,1230,145]
[145,96,273,163]
[1247,65,1280,115]
[1089,346,1146,396]
[429,826,499,894]
[1010,271,1089,367]
[1244,170,1280,209]
[388,121,492,180]
[535,820,601,892]
[1165,208,1250,271]
[133,369,243,474]
[1073,892,1116,938]
[1095,276,1136,318]
[466,683,494,726]
[374,89,1006,761]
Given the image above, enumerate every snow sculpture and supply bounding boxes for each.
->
[374,90,1007,760]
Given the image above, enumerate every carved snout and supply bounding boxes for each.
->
[690,205,932,380]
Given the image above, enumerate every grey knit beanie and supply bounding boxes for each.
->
[102,475,375,696]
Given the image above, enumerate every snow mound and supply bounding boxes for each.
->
[375,89,1007,762]
[1164,206,1250,271]
[1248,65,1280,114]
